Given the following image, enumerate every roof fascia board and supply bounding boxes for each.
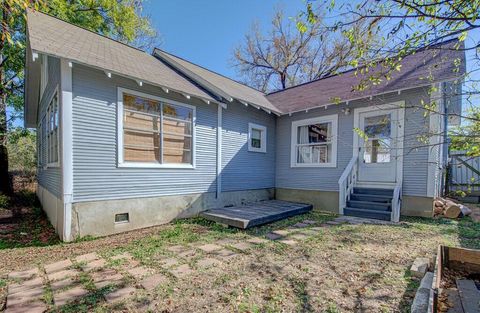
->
[153,49,234,102]
[31,49,219,107]
[279,77,464,116]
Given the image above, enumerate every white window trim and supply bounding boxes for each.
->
[117,87,196,169]
[290,114,338,168]
[45,86,60,168]
[40,55,48,98]
[248,122,267,153]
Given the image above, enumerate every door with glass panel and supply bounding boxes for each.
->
[357,110,398,183]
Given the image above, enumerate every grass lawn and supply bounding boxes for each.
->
[1,189,479,312]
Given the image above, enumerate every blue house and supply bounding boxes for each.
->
[24,10,465,241]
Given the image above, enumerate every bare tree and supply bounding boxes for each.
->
[232,9,378,92]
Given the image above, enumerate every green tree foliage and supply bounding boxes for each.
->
[0,0,159,194]
[7,127,36,174]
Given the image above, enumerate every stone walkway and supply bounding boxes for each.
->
[1,215,386,312]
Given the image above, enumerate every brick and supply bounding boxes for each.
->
[50,277,78,292]
[5,300,47,313]
[8,277,44,294]
[197,244,222,253]
[127,266,152,280]
[44,259,72,274]
[410,258,430,278]
[196,258,221,269]
[104,287,136,303]
[47,269,79,282]
[170,264,193,278]
[81,258,106,272]
[91,269,124,289]
[8,268,39,281]
[75,253,98,263]
[54,285,89,306]
[140,273,167,290]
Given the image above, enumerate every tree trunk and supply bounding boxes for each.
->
[0,4,13,195]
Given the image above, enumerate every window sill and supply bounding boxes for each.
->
[46,163,60,169]
[248,148,267,153]
[290,163,337,168]
[118,162,195,169]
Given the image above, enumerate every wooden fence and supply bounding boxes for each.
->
[448,151,480,194]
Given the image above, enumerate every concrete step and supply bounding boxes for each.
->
[347,200,391,211]
[350,193,392,203]
[353,187,394,196]
[344,207,391,221]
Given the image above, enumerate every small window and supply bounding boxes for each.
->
[248,123,267,153]
[291,115,338,167]
[47,91,59,166]
[115,213,129,223]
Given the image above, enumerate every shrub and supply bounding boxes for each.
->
[0,194,10,209]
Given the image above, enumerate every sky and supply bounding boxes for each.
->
[143,0,305,80]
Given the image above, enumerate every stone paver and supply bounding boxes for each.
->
[279,239,298,246]
[230,242,252,252]
[266,233,283,240]
[47,269,80,282]
[170,264,193,278]
[91,268,124,289]
[7,287,44,306]
[8,277,43,294]
[271,229,293,236]
[326,221,341,225]
[196,258,221,269]
[198,243,222,253]
[54,285,89,306]
[167,245,188,253]
[177,249,197,259]
[7,268,39,280]
[44,259,72,274]
[247,237,269,245]
[81,258,106,272]
[293,222,309,228]
[290,233,309,241]
[5,300,47,313]
[75,252,98,263]
[302,220,317,225]
[158,257,179,268]
[127,266,152,280]
[104,287,137,303]
[213,249,237,260]
[50,277,78,291]
[140,273,168,290]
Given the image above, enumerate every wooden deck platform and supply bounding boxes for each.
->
[200,200,313,229]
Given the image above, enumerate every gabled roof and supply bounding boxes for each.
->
[267,39,466,113]
[154,49,282,115]
[26,9,216,103]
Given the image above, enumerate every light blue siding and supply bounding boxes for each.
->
[275,87,431,197]
[37,56,62,197]
[221,101,276,191]
[71,65,219,202]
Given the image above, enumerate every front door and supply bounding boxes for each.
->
[357,109,400,183]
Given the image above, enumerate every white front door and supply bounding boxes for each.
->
[357,109,400,183]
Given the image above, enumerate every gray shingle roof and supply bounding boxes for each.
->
[26,9,216,102]
[154,49,281,114]
[267,39,466,113]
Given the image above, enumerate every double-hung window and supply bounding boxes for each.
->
[248,123,267,153]
[119,88,195,167]
[291,114,338,167]
[46,90,59,166]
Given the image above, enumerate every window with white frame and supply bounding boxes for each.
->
[248,123,267,153]
[47,91,59,165]
[120,89,194,166]
[291,115,338,167]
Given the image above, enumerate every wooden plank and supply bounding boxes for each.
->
[456,279,480,313]
[448,247,480,268]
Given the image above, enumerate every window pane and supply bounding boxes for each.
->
[124,131,161,162]
[364,114,391,138]
[124,111,160,131]
[364,138,391,163]
[251,129,262,148]
[163,133,192,164]
[163,118,192,136]
[124,93,160,114]
[163,103,192,121]
[297,122,331,144]
[297,144,330,164]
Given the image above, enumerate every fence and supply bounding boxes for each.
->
[448,151,480,194]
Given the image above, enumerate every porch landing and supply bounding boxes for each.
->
[200,200,313,229]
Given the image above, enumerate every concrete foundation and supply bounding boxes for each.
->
[71,188,274,238]
[401,196,434,218]
[37,184,65,238]
[276,188,339,213]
